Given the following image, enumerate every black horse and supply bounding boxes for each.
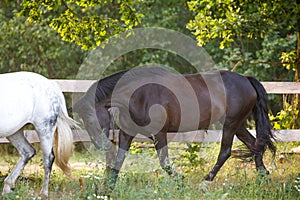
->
[73,67,276,191]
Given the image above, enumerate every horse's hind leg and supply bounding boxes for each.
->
[2,129,36,195]
[35,124,56,198]
[236,126,268,173]
[205,126,235,181]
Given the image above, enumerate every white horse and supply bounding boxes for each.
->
[0,71,76,198]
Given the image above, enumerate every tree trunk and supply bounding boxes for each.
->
[297,0,300,82]
[295,0,300,128]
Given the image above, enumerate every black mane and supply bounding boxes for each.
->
[93,70,129,102]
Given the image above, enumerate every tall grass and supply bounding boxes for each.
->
[1,142,300,199]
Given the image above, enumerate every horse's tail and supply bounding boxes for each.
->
[247,77,276,156]
[53,99,77,176]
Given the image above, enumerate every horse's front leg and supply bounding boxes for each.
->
[3,130,36,195]
[104,141,116,191]
[154,132,184,184]
[105,141,117,172]
[204,126,235,181]
[104,130,133,193]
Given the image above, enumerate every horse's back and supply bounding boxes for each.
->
[0,71,59,102]
[0,72,62,136]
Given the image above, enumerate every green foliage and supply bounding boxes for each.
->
[188,1,298,77]
[97,0,195,77]
[0,1,84,78]
[21,0,144,50]
[19,0,197,76]
[270,99,299,129]
[180,143,204,168]
[210,32,297,81]
[129,142,156,154]
[281,50,297,71]
[294,174,300,192]
[187,0,300,48]
[139,0,192,33]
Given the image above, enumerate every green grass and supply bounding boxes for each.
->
[1,142,300,199]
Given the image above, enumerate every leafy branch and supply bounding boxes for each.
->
[20,0,144,50]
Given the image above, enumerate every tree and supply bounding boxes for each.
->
[21,0,144,50]
[0,1,84,78]
[20,0,197,75]
[101,0,196,75]
[187,0,299,77]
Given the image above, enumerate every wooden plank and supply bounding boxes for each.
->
[52,79,96,93]
[0,138,9,143]
[1,129,300,144]
[50,80,300,94]
[0,130,92,144]
[273,130,300,142]
[72,130,92,142]
[262,82,300,94]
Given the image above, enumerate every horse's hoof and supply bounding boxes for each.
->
[39,194,49,200]
[257,166,269,175]
[2,184,12,195]
[204,173,214,181]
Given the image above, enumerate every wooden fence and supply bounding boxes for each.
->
[1,80,300,144]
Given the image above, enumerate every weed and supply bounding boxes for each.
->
[0,142,300,199]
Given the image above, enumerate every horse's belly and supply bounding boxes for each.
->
[0,120,29,137]
[0,84,34,136]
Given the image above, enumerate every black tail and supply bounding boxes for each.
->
[248,77,276,156]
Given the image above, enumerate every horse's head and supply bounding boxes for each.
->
[73,95,113,151]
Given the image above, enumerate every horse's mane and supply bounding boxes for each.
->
[86,67,177,102]
[92,70,129,102]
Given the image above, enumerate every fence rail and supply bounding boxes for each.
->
[1,129,300,144]
[53,80,300,94]
[1,80,300,144]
